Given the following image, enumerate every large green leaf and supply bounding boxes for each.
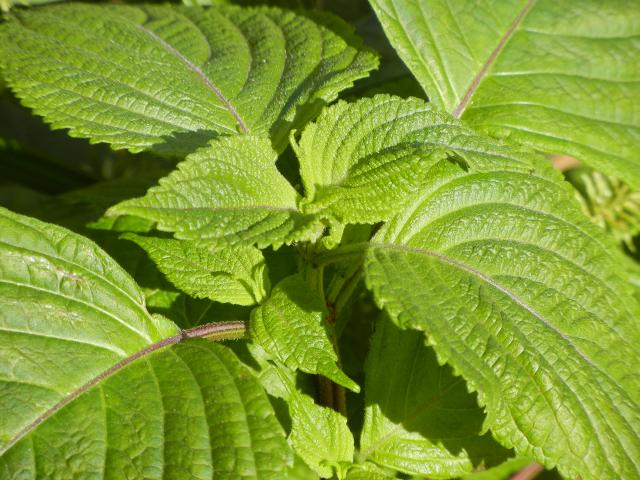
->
[0,207,291,477]
[360,316,509,478]
[111,135,321,248]
[370,0,640,187]
[250,274,359,392]
[0,3,377,155]
[123,234,269,306]
[340,97,640,479]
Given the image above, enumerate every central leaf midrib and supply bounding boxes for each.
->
[136,24,250,134]
[0,322,245,457]
[452,0,537,118]
[373,243,609,383]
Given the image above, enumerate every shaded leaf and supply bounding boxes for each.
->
[123,234,269,306]
[360,316,510,478]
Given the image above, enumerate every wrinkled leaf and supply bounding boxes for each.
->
[371,0,640,187]
[111,135,321,248]
[0,207,291,478]
[0,3,377,155]
[355,96,640,480]
[250,274,359,392]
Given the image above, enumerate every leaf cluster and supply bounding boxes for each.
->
[0,1,639,480]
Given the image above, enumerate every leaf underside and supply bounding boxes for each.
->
[370,0,640,188]
[0,3,378,155]
[0,207,290,478]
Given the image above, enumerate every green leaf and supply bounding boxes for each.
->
[370,0,640,188]
[287,454,322,480]
[0,206,177,450]
[111,135,321,248]
[1,339,292,479]
[289,391,355,479]
[250,274,359,392]
[0,207,291,477]
[360,316,509,478]
[0,3,377,155]
[345,462,397,479]
[183,0,372,23]
[352,99,640,480]
[293,97,451,223]
[123,234,269,306]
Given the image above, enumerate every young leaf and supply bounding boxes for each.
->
[350,99,640,480]
[293,97,451,223]
[0,207,291,478]
[0,3,377,155]
[123,234,269,306]
[250,274,359,392]
[360,316,509,478]
[289,391,355,479]
[111,135,321,248]
[370,0,640,188]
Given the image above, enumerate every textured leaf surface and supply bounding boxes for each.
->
[289,391,354,479]
[345,463,395,479]
[0,3,377,155]
[111,135,320,248]
[354,98,640,480]
[370,0,640,187]
[360,316,508,478]
[0,206,177,450]
[293,97,450,223]
[123,234,269,306]
[250,274,359,392]
[1,339,291,479]
[0,207,291,477]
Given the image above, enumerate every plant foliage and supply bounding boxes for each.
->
[0,1,638,480]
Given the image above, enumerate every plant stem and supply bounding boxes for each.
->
[183,321,246,342]
[299,243,352,415]
[511,463,543,480]
[313,242,368,267]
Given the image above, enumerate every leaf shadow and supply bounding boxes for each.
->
[147,129,223,159]
[363,317,512,471]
